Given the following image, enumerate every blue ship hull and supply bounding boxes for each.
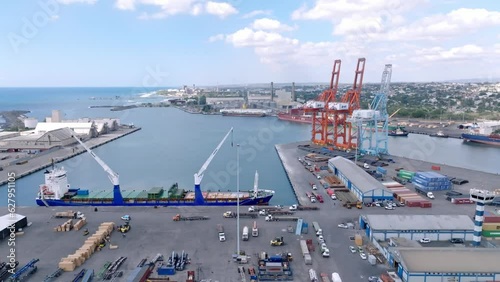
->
[462,133,500,147]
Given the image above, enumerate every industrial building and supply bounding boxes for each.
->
[34,122,95,136]
[0,127,77,151]
[0,213,28,240]
[390,247,500,282]
[328,156,393,202]
[359,214,475,242]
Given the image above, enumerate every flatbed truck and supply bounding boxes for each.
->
[265,215,299,221]
[172,214,209,221]
[289,204,319,211]
[223,211,257,218]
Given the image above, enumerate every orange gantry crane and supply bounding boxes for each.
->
[332,57,366,150]
[304,59,341,145]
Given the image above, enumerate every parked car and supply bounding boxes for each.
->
[349,246,357,253]
[121,215,131,221]
[338,223,348,229]
[420,238,431,243]
[360,253,367,260]
[450,238,464,244]
[368,276,378,282]
[357,246,363,252]
[385,205,394,210]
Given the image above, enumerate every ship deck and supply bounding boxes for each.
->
[68,189,258,201]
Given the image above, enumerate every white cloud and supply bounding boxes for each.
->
[225,28,299,48]
[242,10,272,19]
[251,18,295,32]
[292,0,424,20]
[57,0,97,4]
[205,1,237,18]
[115,0,238,19]
[388,8,500,41]
[50,15,60,21]
[413,44,485,62]
[115,0,135,10]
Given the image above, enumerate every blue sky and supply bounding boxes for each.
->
[0,0,499,87]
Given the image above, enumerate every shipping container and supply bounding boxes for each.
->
[420,201,432,208]
[484,216,500,224]
[481,230,500,237]
[355,234,362,246]
[482,223,500,231]
[431,165,441,171]
[368,254,376,265]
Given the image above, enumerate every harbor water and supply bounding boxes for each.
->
[0,88,499,207]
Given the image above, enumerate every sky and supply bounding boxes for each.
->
[0,0,499,87]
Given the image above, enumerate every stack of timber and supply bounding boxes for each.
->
[58,222,115,272]
[74,218,87,231]
[54,219,73,232]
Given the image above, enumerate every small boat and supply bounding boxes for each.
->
[430,131,448,138]
[388,128,408,137]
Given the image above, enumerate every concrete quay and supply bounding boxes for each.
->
[0,126,141,186]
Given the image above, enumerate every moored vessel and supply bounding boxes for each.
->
[462,133,500,147]
[220,109,267,117]
[36,128,274,207]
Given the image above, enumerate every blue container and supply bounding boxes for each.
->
[302,222,309,234]
[269,255,283,262]
[158,266,175,275]
[77,189,89,195]
[377,167,387,175]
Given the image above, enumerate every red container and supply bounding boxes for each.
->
[451,198,473,204]
[484,216,500,224]
[420,201,432,208]
[431,165,441,171]
[406,200,422,207]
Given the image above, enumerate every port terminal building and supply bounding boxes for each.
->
[359,214,475,242]
[328,156,393,202]
[0,213,27,240]
[389,248,500,282]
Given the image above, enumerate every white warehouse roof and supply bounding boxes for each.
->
[329,156,392,194]
[35,122,93,135]
[364,214,475,231]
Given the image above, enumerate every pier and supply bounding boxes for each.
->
[0,126,141,185]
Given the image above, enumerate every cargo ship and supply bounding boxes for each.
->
[36,127,274,207]
[220,109,267,117]
[462,133,500,147]
[277,108,312,124]
[35,167,274,207]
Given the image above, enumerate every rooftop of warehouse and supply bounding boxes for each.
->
[363,214,474,231]
[396,247,500,273]
[0,213,26,231]
[328,156,392,194]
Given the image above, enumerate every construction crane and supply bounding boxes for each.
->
[72,134,124,205]
[193,127,233,204]
[304,59,341,145]
[352,64,392,156]
[332,58,366,150]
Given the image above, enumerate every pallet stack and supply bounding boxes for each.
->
[73,218,87,231]
[54,219,73,232]
[58,222,115,272]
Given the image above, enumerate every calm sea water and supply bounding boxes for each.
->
[0,88,499,207]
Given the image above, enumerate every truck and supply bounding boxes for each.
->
[300,240,312,265]
[356,201,363,209]
[331,272,342,282]
[320,273,331,282]
[312,222,322,236]
[252,221,258,237]
[186,270,195,282]
[414,186,435,199]
[309,269,318,281]
[217,224,225,242]
[242,226,249,241]
[223,211,258,218]
[265,215,299,221]
[54,211,84,219]
[172,214,209,221]
[289,204,319,211]
[268,210,295,215]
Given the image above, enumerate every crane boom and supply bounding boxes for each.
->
[194,127,233,185]
[73,134,119,186]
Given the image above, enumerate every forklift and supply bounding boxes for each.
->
[119,222,130,233]
[270,237,284,246]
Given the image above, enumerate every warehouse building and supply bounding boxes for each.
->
[0,128,77,151]
[0,213,28,240]
[359,214,475,242]
[390,247,500,282]
[328,156,393,202]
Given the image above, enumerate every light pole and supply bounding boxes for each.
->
[236,144,240,257]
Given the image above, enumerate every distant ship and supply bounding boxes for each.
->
[388,126,409,137]
[220,109,267,117]
[277,109,312,124]
[462,133,500,147]
[36,128,274,207]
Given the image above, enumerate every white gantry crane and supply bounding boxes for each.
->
[193,127,234,204]
[72,134,124,204]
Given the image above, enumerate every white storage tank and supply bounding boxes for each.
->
[24,118,38,128]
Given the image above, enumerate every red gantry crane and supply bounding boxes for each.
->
[331,58,366,150]
[304,59,341,145]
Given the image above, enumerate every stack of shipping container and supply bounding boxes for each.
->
[411,171,452,191]
[482,211,500,239]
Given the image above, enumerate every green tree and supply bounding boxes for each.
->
[199,95,207,105]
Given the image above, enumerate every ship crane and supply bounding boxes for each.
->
[72,134,124,205]
[193,127,234,204]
